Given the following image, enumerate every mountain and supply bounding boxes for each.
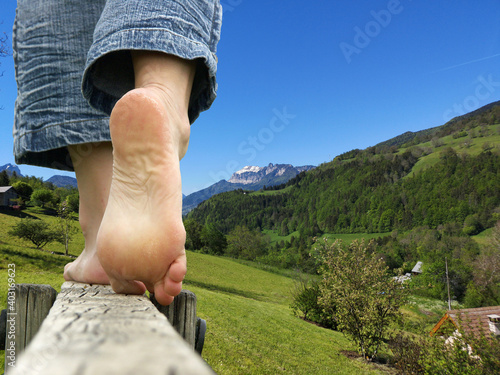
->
[188,100,500,236]
[0,163,23,177]
[182,163,315,214]
[228,163,314,185]
[46,175,78,188]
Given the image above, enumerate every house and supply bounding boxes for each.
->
[393,261,423,283]
[0,186,18,207]
[430,305,500,338]
[411,261,423,275]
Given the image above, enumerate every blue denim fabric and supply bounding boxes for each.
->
[13,0,222,171]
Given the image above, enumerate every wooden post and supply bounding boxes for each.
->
[6,282,213,375]
[4,284,57,374]
[150,290,198,348]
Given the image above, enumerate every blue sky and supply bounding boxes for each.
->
[1,1,500,194]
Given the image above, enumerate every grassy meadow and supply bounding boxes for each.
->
[0,208,456,374]
[0,208,384,374]
[402,123,500,178]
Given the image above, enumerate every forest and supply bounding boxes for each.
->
[185,102,500,308]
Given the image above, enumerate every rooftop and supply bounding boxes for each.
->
[430,305,500,338]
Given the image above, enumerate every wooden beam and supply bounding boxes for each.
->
[6,282,213,375]
[151,289,197,347]
[4,284,56,373]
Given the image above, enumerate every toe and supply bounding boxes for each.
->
[168,255,187,283]
[110,277,147,295]
[153,282,175,306]
[164,277,183,298]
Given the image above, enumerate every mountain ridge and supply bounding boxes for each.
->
[188,100,500,236]
[182,163,315,214]
[0,163,23,177]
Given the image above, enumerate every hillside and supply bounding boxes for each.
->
[46,175,78,188]
[0,163,23,177]
[189,102,500,237]
[0,208,385,374]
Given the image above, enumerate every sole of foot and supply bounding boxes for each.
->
[96,87,188,305]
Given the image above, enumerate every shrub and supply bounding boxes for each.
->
[9,218,61,249]
[317,239,409,360]
[290,278,336,329]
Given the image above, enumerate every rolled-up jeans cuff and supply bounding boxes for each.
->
[82,0,222,123]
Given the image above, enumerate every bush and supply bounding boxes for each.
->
[12,181,33,201]
[226,225,269,261]
[389,326,500,375]
[290,278,336,329]
[318,239,409,360]
[31,188,55,208]
[8,218,61,249]
[388,333,425,374]
[200,223,227,255]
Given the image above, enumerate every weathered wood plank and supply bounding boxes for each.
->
[7,282,214,375]
[151,289,197,348]
[4,284,56,374]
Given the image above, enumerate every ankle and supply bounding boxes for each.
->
[136,86,191,159]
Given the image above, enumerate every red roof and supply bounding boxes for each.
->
[430,306,500,338]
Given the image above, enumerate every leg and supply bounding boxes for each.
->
[64,142,113,284]
[96,52,196,305]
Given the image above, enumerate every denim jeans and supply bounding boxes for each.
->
[13,0,222,171]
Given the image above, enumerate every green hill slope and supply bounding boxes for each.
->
[0,209,383,374]
[189,102,500,237]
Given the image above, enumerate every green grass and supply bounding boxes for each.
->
[0,209,388,374]
[2,209,449,374]
[262,230,390,246]
[471,227,494,246]
[402,124,500,178]
[400,295,462,334]
[321,232,391,242]
[262,229,300,245]
[184,252,385,374]
[250,185,294,196]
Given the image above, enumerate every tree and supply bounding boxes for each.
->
[31,188,55,208]
[200,223,227,255]
[12,181,33,202]
[318,239,409,360]
[56,201,78,255]
[8,218,60,249]
[464,221,500,307]
[66,192,80,213]
[184,218,203,250]
[225,225,269,260]
[0,170,9,186]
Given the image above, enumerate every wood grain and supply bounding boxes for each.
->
[7,282,213,375]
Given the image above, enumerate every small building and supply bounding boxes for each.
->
[0,186,18,207]
[411,261,423,275]
[430,306,500,338]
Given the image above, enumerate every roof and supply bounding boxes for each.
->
[411,261,423,274]
[430,306,500,337]
[0,186,15,193]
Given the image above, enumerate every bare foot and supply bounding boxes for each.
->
[96,87,189,305]
[64,248,109,284]
[64,142,113,286]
